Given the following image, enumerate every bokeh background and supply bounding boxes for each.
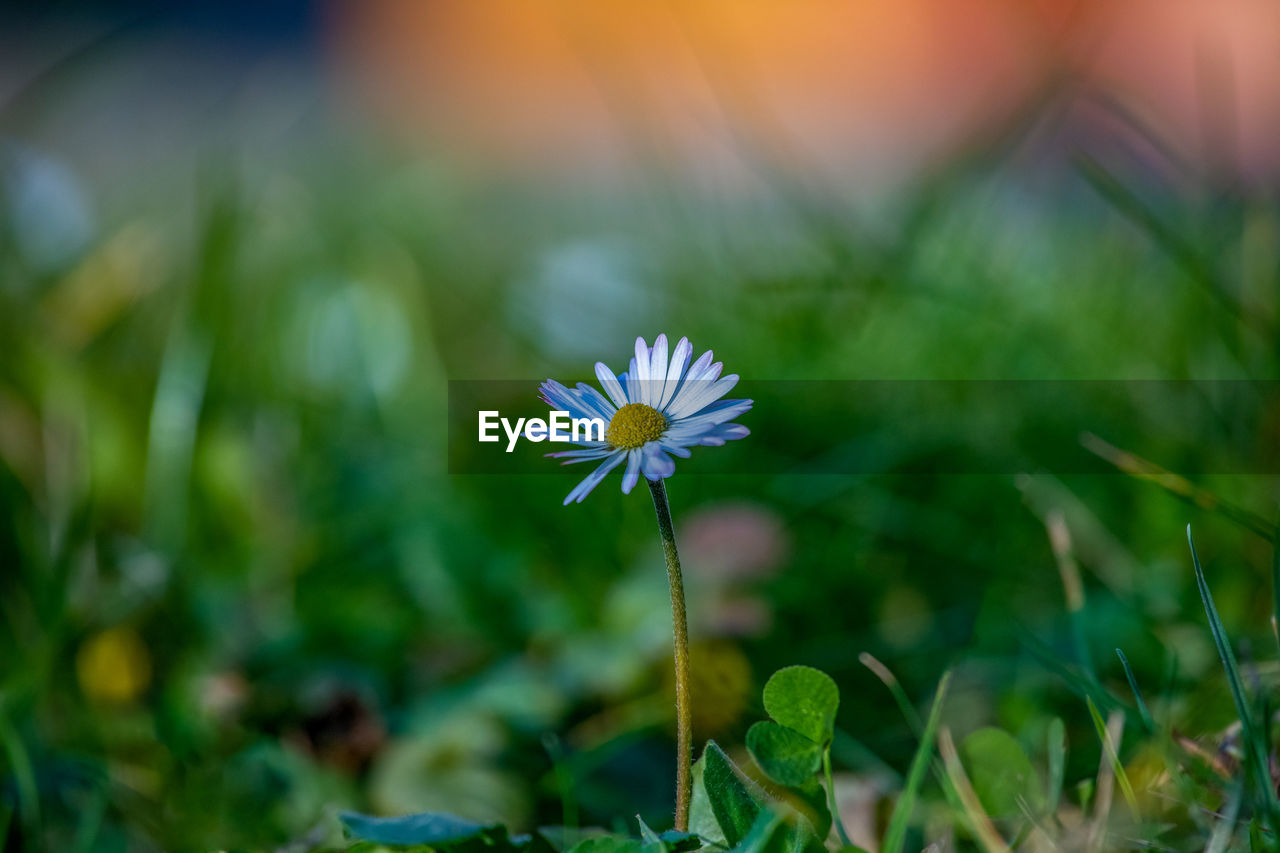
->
[3,1,1280,849]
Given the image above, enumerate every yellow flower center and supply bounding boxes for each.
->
[606,403,668,449]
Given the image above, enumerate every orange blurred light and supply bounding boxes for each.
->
[328,0,1280,186]
[328,0,1060,189]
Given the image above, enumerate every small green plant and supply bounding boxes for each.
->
[744,666,845,846]
[338,669,852,853]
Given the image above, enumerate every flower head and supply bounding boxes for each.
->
[539,334,752,504]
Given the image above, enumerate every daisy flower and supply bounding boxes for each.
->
[538,334,752,504]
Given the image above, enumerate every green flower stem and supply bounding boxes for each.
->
[824,750,853,847]
[648,477,692,831]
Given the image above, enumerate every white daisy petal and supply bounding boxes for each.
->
[704,424,750,442]
[547,444,613,462]
[633,337,651,386]
[564,452,626,504]
[669,400,753,433]
[538,380,578,414]
[685,350,714,381]
[641,444,676,480]
[667,374,739,419]
[595,362,629,408]
[659,337,692,410]
[543,336,751,502]
[626,358,642,405]
[621,449,642,494]
[573,383,618,420]
[650,334,669,406]
[668,356,723,413]
[657,440,693,458]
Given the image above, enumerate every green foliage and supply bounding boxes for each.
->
[744,668,839,840]
[634,818,700,853]
[337,811,698,853]
[745,666,839,793]
[957,728,1043,818]
[6,32,1280,851]
[760,668,839,748]
[881,671,950,853]
[1187,527,1280,831]
[1044,718,1066,815]
[1114,648,1154,734]
[700,741,764,848]
[747,723,821,788]
[339,812,531,852]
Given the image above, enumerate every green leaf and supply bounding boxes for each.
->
[1188,526,1279,823]
[746,721,823,787]
[689,755,727,848]
[785,778,833,842]
[882,670,951,853]
[958,727,1044,818]
[634,819,700,853]
[636,817,662,846]
[727,810,790,853]
[340,811,502,847]
[702,740,765,847]
[762,667,840,746]
[781,820,827,853]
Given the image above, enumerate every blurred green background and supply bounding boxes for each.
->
[2,2,1280,850]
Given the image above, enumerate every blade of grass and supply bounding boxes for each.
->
[1047,509,1094,678]
[1086,696,1140,820]
[1075,153,1210,288]
[937,726,1012,853]
[1188,526,1278,827]
[861,653,970,827]
[1075,155,1270,342]
[0,711,38,832]
[1115,648,1155,734]
[1019,625,1117,712]
[822,750,854,848]
[1272,515,1280,655]
[882,670,951,853]
[1206,778,1244,853]
[1085,706,1123,853]
[860,652,924,735]
[1082,434,1273,542]
[542,733,579,830]
[72,784,108,853]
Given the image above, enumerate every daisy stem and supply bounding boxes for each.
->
[648,477,692,832]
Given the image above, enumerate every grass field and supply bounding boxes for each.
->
[3,6,1280,851]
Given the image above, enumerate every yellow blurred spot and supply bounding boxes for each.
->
[44,224,167,349]
[76,626,152,705]
[677,639,752,737]
[877,584,933,649]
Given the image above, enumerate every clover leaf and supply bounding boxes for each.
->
[761,666,839,747]
[746,721,823,787]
